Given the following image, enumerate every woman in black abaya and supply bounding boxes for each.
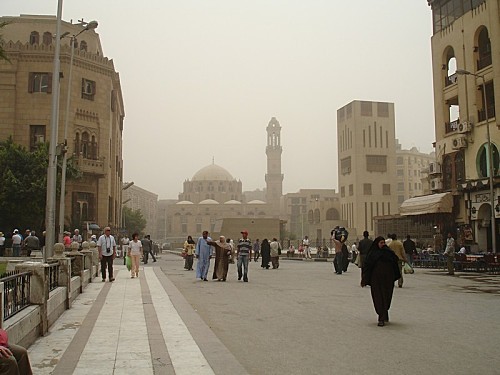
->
[361,236,401,326]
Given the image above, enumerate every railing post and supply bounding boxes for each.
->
[15,263,49,336]
[0,281,4,329]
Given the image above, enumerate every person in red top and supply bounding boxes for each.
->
[0,329,33,374]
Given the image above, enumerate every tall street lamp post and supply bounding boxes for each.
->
[58,20,98,243]
[44,0,63,262]
[456,69,496,253]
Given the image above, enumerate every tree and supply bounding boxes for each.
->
[0,21,11,63]
[0,137,80,232]
[122,206,147,236]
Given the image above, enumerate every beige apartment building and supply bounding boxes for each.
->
[396,141,435,206]
[337,100,398,236]
[0,15,125,234]
[427,0,499,250]
[122,184,158,238]
[282,189,348,244]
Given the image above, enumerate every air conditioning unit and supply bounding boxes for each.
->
[429,162,442,175]
[430,178,443,191]
[457,121,472,134]
[452,135,468,150]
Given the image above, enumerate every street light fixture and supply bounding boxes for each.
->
[456,69,497,253]
[58,20,98,243]
[44,0,64,262]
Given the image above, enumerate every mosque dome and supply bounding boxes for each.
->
[176,201,194,205]
[224,200,242,204]
[248,200,266,204]
[192,163,234,182]
[199,199,219,204]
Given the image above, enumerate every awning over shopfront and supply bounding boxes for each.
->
[400,192,453,216]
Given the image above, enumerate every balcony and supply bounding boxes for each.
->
[445,119,459,134]
[74,155,105,176]
[477,106,496,122]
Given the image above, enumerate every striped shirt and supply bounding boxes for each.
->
[237,238,252,255]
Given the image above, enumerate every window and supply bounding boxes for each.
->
[81,79,96,100]
[28,73,52,93]
[340,157,351,175]
[29,125,46,151]
[42,32,52,45]
[397,169,403,177]
[361,101,372,116]
[340,186,345,198]
[363,183,372,195]
[476,143,499,178]
[349,184,353,196]
[397,157,403,165]
[383,184,391,195]
[397,182,404,191]
[377,102,389,117]
[326,208,339,220]
[366,155,387,172]
[80,40,88,52]
[29,31,39,45]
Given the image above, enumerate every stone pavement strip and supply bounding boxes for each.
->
[28,265,244,374]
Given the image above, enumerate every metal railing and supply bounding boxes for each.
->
[47,261,59,292]
[1,271,32,321]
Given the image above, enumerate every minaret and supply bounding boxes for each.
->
[265,117,283,216]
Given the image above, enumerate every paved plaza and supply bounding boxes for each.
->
[28,253,499,374]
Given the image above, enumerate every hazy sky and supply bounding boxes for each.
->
[4,1,436,199]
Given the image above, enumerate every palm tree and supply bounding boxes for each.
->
[0,21,11,63]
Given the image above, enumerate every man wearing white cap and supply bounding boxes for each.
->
[12,230,22,257]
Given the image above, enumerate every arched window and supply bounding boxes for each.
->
[307,210,314,224]
[42,32,52,45]
[81,132,90,158]
[444,47,457,87]
[80,40,88,52]
[443,154,453,190]
[455,150,465,183]
[29,31,39,45]
[476,143,499,178]
[476,27,492,70]
[91,135,98,159]
[326,208,340,220]
[313,209,321,224]
[74,132,80,155]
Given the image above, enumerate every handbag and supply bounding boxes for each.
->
[403,262,414,274]
[125,256,132,271]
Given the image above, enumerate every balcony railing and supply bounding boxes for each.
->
[478,106,496,122]
[445,119,460,134]
[74,155,105,176]
[1,271,31,320]
[47,261,59,292]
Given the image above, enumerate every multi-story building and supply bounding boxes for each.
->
[122,184,158,238]
[0,15,125,233]
[427,0,499,250]
[395,141,435,206]
[337,100,398,236]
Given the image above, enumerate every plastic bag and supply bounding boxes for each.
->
[403,262,414,274]
[125,256,132,271]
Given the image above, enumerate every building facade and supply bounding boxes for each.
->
[122,184,158,238]
[396,141,435,206]
[427,0,499,250]
[337,100,398,236]
[0,15,125,232]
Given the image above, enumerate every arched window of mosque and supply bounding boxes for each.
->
[476,143,499,178]
[477,27,492,70]
[29,31,39,45]
[43,32,52,45]
[307,210,314,224]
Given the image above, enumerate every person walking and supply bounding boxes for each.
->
[361,236,401,327]
[141,235,156,264]
[270,238,280,269]
[183,236,196,271]
[97,227,117,282]
[332,234,343,275]
[357,231,371,269]
[444,232,456,275]
[121,235,130,259]
[403,235,416,267]
[208,235,232,281]
[261,238,271,269]
[128,232,142,278]
[303,236,311,259]
[237,230,252,282]
[388,234,407,288]
[72,229,82,249]
[253,239,261,262]
[195,231,213,281]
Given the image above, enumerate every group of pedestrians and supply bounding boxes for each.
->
[0,229,45,257]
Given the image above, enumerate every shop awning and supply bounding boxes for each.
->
[399,193,453,216]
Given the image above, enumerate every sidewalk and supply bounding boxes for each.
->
[28,264,247,375]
